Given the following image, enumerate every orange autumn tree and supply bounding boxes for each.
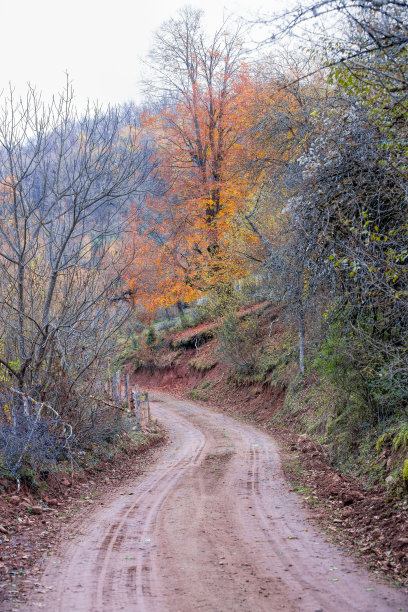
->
[125,10,307,311]
[125,9,263,310]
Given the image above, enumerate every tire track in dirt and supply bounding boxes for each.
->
[94,413,205,612]
[25,393,408,612]
[133,433,206,611]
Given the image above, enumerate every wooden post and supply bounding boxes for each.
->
[133,387,140,427]
[141,394,147,428]
[126,374,131,412]
[146,392,151,424]
[113,371,121,405]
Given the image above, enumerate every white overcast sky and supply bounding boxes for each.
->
[0,0,288,110]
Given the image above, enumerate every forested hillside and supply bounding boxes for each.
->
[125,1,408,496]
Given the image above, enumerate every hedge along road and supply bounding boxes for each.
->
[27,393,408,612]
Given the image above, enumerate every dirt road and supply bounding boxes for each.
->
[27,393,408,611]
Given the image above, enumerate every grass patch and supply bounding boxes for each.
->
[186,381,214,402]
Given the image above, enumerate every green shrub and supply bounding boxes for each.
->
[393,424,408,452]
[312,319,359,391]
[403,458,408,488]
[195,285,240,322]
[315,306,408,422]
[131,333,140,350]
[146,326,157,347]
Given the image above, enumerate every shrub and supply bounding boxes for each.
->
[146,326,157,346]
[312,313,406,423]
[0,386,129,486]
[217,314,261,376]
[0,402,70,486]
[131,333,140,350]
[194,285,240,322]
[70,402,127,450]
[403,459,408,489]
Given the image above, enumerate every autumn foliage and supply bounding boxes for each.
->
[124,10,302,310]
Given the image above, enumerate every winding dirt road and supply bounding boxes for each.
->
[27,393,408,611]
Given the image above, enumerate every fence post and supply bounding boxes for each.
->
[146,392,151,424]
[131,386,151,428]
[140,394,146,428]
[125,374,131,412]
[133,385,140,427]
[114,371,122,405]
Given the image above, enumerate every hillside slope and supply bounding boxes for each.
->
[125,302,408,585]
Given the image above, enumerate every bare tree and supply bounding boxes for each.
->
[144,6,247,232]
[259,0,408,65]
[0,81,154,409]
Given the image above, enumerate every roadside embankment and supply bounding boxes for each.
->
[125,304,408,587]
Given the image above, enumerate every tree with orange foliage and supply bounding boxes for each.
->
[126,8,265,309]
[124,10,311,312]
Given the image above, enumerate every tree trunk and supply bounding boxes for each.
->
[298,306,305,375]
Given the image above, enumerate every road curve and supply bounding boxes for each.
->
[27,393,407,611]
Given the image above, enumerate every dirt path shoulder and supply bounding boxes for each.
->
[20,393,408,611]
[0,429,165,610]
